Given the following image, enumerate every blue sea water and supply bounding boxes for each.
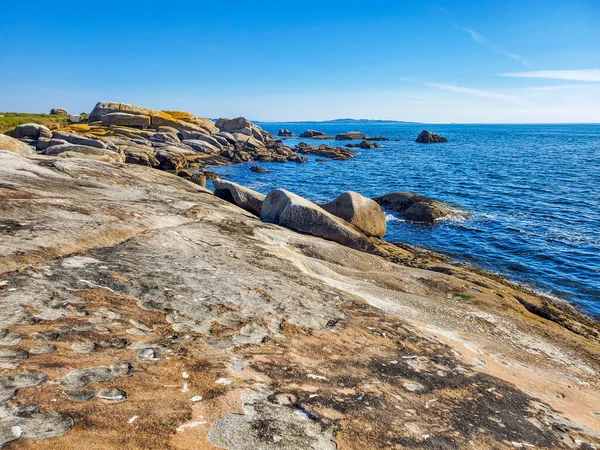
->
[208,123,600,318]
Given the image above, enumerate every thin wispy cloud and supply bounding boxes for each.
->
[425,83,522,103]
[501,69,600,82]
[455,26,533,68]
[521,84,592,92]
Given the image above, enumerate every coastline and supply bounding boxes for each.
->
[1,104,599,448]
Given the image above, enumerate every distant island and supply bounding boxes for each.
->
[255,118,421,124]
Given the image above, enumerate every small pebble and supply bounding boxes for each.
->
[71,341,97,354]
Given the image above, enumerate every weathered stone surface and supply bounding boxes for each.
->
[182,139,221,154]
[50,108,68,115]
[373,192,454,224]
[335,131,365,140]
[96,388,127,402]
[416,129,448,143]
[321,191,386,238]
[89,102,150,122]
[36,138,68,151]
[11,123,52,139]
[0,151,599,449]
[29,344,56,355]
[101,112,150,129]
[42,144,123,163]
[14,371,48,388]
[19,413,74,439]
[0,135,35,156]
[262,189,375,252]
[213,179,265,216]
[59,362,131,390]
[52,131,108,149]
[0,349,28,363]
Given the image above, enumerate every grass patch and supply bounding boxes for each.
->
[452,294,473,302]
[0,113,71,134]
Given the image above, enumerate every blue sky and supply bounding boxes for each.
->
[1,0,599,123]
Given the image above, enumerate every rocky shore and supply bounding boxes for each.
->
[1,104,600,449]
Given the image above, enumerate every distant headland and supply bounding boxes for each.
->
[256,118,421,124]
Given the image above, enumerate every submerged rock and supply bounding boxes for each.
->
[345,140,381,149]
[249,165,268,173]
[321,191,386,238]
[373,192,454,224]
[295,142,355,160]
[261,189,375,252]
[416,130,448,143]
[213,179,266,217]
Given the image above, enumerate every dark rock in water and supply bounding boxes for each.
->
[250,165,268,173]
[299,130,333,139]
[416,130,448,143]
[50,108,68,115]
[213,179,265,217]
[278,129,295,137]
[345,140,382,149]
[315,158,328,162]
[366,136,389,141]
[373,192,453,224]
[335,131,365,140]
[294,155,309,163]
[321,191,386,238]
[295,142,355,160]
[261,189,376,252]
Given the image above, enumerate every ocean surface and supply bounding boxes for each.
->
[207,123,600,318]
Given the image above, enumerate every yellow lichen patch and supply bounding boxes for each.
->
[59,124,91,133]
[163,110,196,121]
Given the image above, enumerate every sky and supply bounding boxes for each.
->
[1,0,599,123]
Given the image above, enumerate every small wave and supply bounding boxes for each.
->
[385,213,406,223]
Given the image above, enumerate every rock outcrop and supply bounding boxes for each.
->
[50,108,68,115]
[262,189,376,252]
[321,191,386,238]
[295,142,355,160]
[0,151,599,449]
[299,130,333,139]
[373,191,454,224]
[335,131,366,140]
[6,102,308,172]
[278,128,295,137]
[213,179,266,216]
[416,130,448,143]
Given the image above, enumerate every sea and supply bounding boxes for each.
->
[207,123,600,318]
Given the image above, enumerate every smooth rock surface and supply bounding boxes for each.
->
[321,191,386,238]
[42,144,123,163]
[0,135,35,156]
[415,129,448,143]
[261,189,375,252]
[213,179,266,216]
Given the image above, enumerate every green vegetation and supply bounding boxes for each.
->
[0,113,70,134]
[452,294,473,302]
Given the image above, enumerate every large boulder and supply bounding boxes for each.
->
[299,130,333,139]
[50,108,68,115]
[89,102,151,122]
[261,189,375,252]
[11,123,52,139]
[335,131,365,140]
[52,131,108,149]
[345,140,381,149]
[416,130,448,143]
[101,113,150,129]
[213,179,265,217]
[215,117,252,133]
[373,192,453,224]
[321,191,386,238]
[0,134,36,156]
[182,139,221,155]
[36,138,68,151]
[278,129,294,137]
[41,144,123,163]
